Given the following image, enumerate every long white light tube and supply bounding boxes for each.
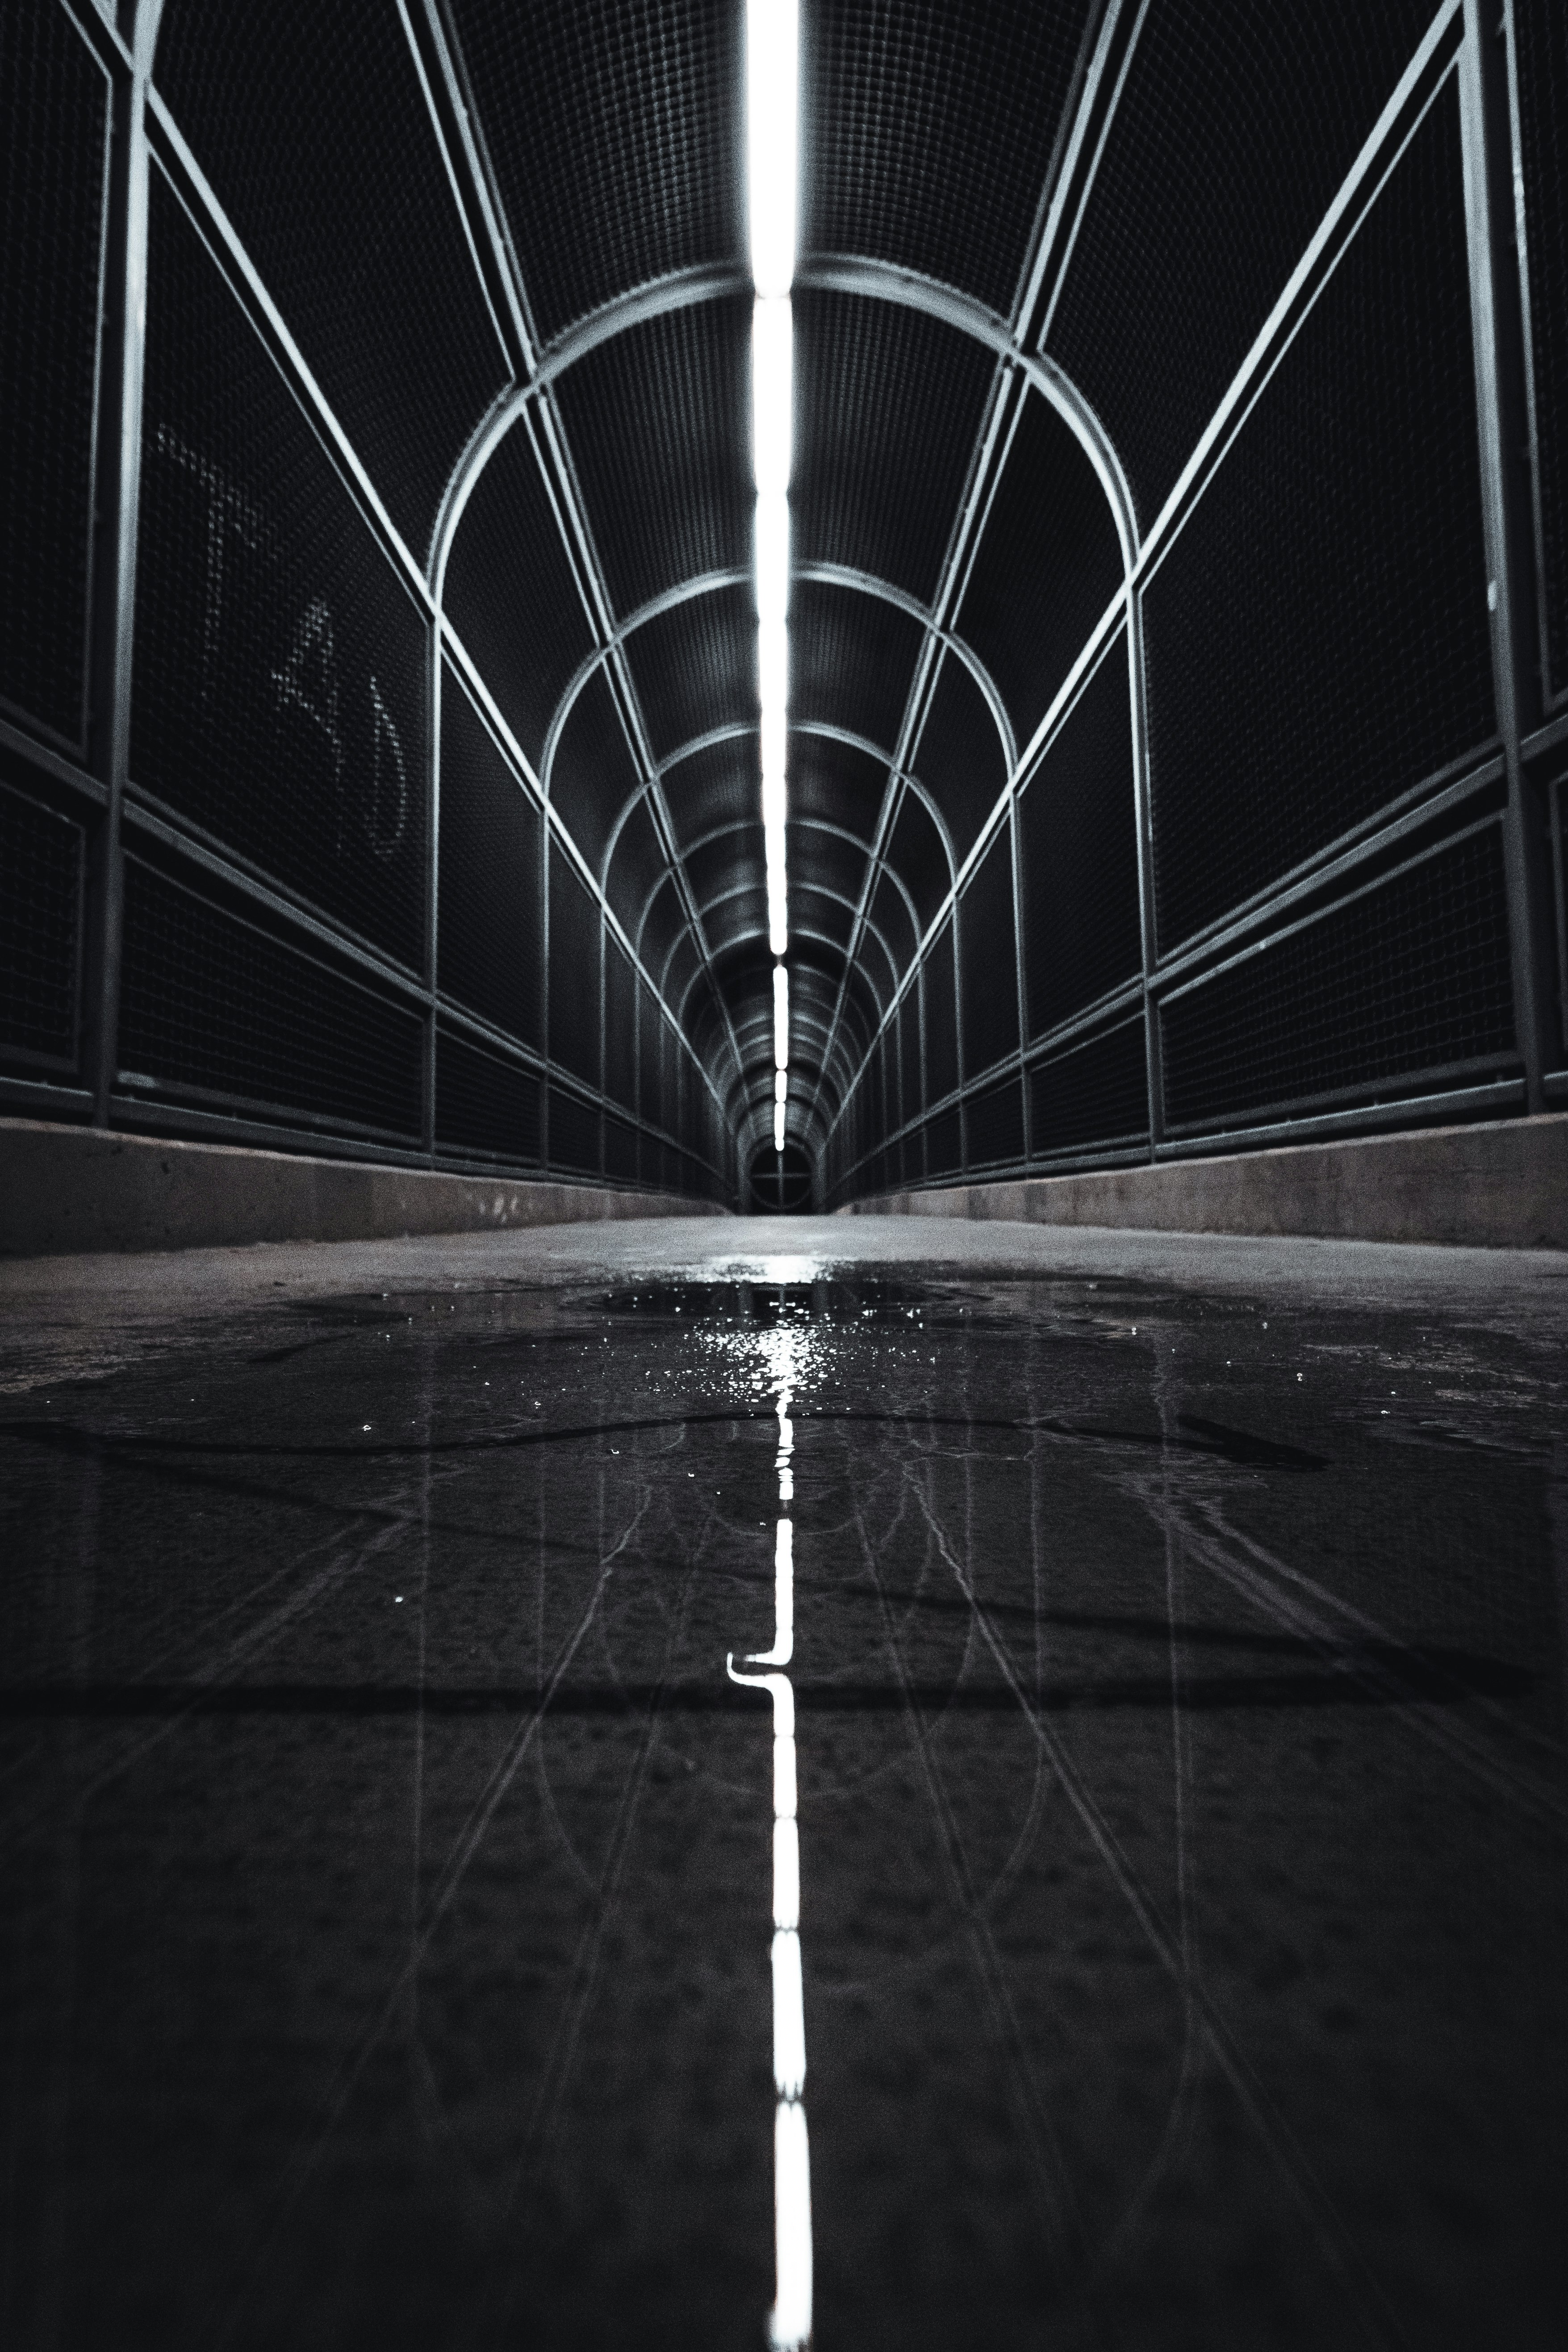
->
[749,0,797,1007]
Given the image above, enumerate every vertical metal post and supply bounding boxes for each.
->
[84,20,151,1126]
[423,636,441,1158]
[1125,599,1165,1150]
[1008,793,1030,1166]
[596,907,606,1178]
[539,827,552,1171]
[1460,0,1555,1108]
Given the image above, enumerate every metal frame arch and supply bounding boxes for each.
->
[794,255,1139,575]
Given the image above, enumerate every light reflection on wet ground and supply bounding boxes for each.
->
[0,1243,1564,2349]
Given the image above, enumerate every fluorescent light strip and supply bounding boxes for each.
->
[749,0,797,988]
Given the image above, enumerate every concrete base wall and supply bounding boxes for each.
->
[0,1120,725,1257]
[841,1113,1568,1250]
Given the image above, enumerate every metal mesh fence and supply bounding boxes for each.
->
[911,653,1009,868]
[1029,1016,1148,1159]
[793,289,994,606]
[956,389,1125,756]
[899,993,922,1131]
[959,826,1017,1080]
[801,0,1091,317]
[1160,823,1516,1132]
[605,937,636,1111]
[924,921,958,1103]
[0,0,107,750]
[1515,0,1568,707]
[548,1083,600,1176]
[554,295,750,620]
[547,841,601,1087]
[118,851,423,1138]
[0,779,84,1072]
[441,413,596,776]
[438,672,541,1047]
[134,168,429,971]
[1143,85,1494,952]
[966,1073,1024,1170]
[154,0,509,563]
[1018,638,1140,1041]
[885,788,951,942]
[435,1025,541,1163]
[446,0,743,347]
[1046,0,1438,526]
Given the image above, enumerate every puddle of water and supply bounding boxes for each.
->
[0,1268,1563,2347]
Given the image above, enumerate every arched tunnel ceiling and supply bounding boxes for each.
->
[150,0,1443,1168]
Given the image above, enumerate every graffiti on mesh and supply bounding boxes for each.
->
[154,422,409,861]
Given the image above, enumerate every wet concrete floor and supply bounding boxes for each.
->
[1,1217,1564,2349]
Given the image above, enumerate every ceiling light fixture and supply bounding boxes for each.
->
[749,0,796,983]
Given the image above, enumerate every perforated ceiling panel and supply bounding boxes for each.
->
[800,0,1095,313]
[447,0,744,344]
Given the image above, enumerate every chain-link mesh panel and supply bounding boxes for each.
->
[549,668,640,879]
[959,825,1018,1079]
[665,734,761,853]
[626,583,755,767]
[910,650,1010,867]
[155,0,508,562]
[605,937,636,1110]
[553,295,749,618]
[884,787,952,939]
[794,819,867,934]
[924,919,958,1102]
[1160,823,1517,1132]
[448,0,742,346]
[1029,1016,1148,1156]
[1515,0,1568,706]
[792,883,853,966]
[789,730,887,845]
[966,1074,1024,1169]
[134,171,429,970]
[793,290,995,604]
[851,906,897,1020]
[925,1104,961,1176]
[639,981,663,1130]
[1047,0,1437,526]
[438,672,541,1047]
[441,414,596,774]
[899,990,922,1128]
[435,1026,540,1163]
[868,867,916,991]
[790,580,922,758]
[956,388,1124,756]
[548,1083,601,1175]
[1018,637,1139,1039]
[0,1,107,749]
[1144,85,1494,952]
[547,841,601,1086]
[606,794,668,941]
[801,0,1091,315]
[118,854,422,1137]
[0,779,84,1072]
[605,1115,638,1181]
[665,926,701,1027]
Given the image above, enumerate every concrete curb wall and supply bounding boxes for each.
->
[0,1120,728,1256]
[839,1113,1568,1249]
